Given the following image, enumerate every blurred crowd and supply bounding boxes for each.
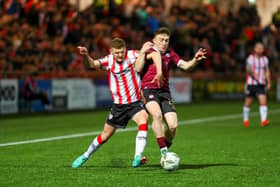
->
[0,0,280,79]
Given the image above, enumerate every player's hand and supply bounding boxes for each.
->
[152,73,164,88]
[77,46,89,56]
[194,48,207,61]
[267,82,271,91]
[140,41,154,54]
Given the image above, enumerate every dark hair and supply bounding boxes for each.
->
[154,27,171,36]
[110,38,126,49]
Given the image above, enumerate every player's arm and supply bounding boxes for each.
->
[135,52,146,73]
[265,66,271,90]
[77,46,101,69]
[178,48,207,71]
[135,41,154,72]
[147,51,164,87]
[246,63,258,81]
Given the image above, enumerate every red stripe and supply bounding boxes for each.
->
[97,134,102,144]
[113,73,122,104]
[252,55,256,85]
[111,57,116,72]
[120,63,132,103]
[103,62,108,67]
[133,50,137,58]
[257,56,261,84]
[138,124,148,131]
[129,64,140,100]
[108,70,114,101]
[262,57,265,84]
[246,56,250,84]
[100,56,109,67]
[112,58,122,104]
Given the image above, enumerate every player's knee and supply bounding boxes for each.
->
[168,120,178,130]
[152,112,163,122]
[169,124,178,132]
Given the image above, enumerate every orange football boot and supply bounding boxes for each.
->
[243,120,249,127]
[261,119,270,127]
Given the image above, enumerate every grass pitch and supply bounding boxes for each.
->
[0,101,280,187]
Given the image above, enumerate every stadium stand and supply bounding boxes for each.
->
[0,0,279,79]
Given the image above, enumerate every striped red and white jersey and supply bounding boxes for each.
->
[98,50,141,104]
[246,54,269,85]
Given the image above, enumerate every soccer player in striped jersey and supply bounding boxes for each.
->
[136,27,207,158]
[243,42,271,127]
[72,38,162,168]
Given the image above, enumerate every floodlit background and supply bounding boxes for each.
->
[0,1,280,186]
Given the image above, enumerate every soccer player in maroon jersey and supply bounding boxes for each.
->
[137,27,207,157]
[243,42,271,127]
[72,38,162,168]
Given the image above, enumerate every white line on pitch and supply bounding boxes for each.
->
[1,109,280,147]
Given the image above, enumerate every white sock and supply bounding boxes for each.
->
[243,106,250,121]
[260,105,268,121]
[160,147,168,156]
[83,136,102,158]
[134,130,147,157]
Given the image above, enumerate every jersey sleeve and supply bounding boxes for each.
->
[127,50,139,64]
[170,50,181,66]
[264,56,269,66]
[246,55,253,67]
[98,55,109,70]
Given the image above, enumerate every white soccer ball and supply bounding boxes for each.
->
[160,152,180,171]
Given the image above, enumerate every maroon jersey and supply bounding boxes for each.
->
[141,48,181,90]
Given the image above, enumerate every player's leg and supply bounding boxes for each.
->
[72,123,116,168]
[257,94,269,127]
[164,112,178,148]
[84,123,116,158]
[145,101,168,155]
[131,109,149,167]
[243,85,253,127]
[160,91,177,148]
[243,96,252,127]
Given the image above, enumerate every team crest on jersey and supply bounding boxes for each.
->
[165,53,170,57]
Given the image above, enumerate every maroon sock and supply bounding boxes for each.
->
[157,137,167,149]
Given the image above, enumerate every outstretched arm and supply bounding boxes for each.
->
[77,46,101,69]
[178,48,207,71]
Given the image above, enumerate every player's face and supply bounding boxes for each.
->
[111,47,126,63]
[153,34,169,52]
[254,43,264,55]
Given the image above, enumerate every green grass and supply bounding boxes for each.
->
[0,101,280,187]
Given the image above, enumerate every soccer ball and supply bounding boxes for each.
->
[160,152,180,171]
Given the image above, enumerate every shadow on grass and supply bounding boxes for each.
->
[72,163,239,170]
[143,163,239,170]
